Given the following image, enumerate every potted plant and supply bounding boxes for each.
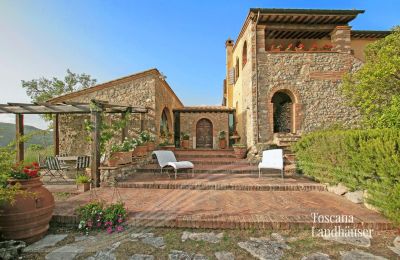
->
[108,138,134,166]
[158,130,175,151]
[285,43,294,51]
[146,133,156,152]
[138,130,155,152]
[180,132,190,149]
[76,175,91,192]
[322,43,333,51]
[233,143,247,159]
[132,137,148,157]
[270,44,282,51]
[295,43,305,51]
[0,152,55,243]
[310,43,318,51]
[218,130,227,149]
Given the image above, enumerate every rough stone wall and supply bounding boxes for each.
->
[257,52,363,142]
[179,112,230,149]
[58,74,176,155]
[154,79,184,144]
[232,21,256,147]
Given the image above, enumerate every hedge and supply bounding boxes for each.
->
[293,129,400,224]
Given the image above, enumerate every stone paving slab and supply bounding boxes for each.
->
[52,187,391,230]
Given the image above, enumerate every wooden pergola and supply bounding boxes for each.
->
[0,100,147,187]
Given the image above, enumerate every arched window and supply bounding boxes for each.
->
[242,41,247,68]
[160,108,169,135]
[235,57,240,81]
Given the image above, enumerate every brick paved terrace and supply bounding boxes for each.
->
[49,175,391,231]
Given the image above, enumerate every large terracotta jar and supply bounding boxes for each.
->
[0,177,55,244]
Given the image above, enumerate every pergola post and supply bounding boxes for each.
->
[15,114,24,162]
[121,112,128,142]
[140,113,144,132]
[53,114,60,156]
[90,101,102,188]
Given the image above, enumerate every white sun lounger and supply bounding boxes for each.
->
[152,150,194,179]
[258,149,284,179]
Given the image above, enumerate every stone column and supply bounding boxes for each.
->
[331,25,352,54]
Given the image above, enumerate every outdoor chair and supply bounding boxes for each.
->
[76,155,90,177]
[152,150,194,179]
[45,156,69,181]
[37,154,51,177]
[56,153,68,166]
[258,149,284,179]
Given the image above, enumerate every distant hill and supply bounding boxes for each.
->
[0,122,53,147]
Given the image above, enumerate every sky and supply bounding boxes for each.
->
[0,0,399,129]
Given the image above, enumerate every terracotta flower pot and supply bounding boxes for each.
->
[108,151,132,166]
[181,139,189,149]
[147,142,155,152]
[233,146,247,159]
[77,183,90,192]
[219,139,227,149]
[0,177,55,244]
[132,145,148,157]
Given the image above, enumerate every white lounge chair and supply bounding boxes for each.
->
[152,150,194,179]
[258,149,284,178]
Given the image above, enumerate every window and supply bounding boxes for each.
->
[160,108,169,135]
[235,57,240,81]
[242,41,247,68]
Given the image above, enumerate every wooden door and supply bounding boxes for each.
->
[196,119,213,148]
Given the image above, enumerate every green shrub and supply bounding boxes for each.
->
[294,129,400,224]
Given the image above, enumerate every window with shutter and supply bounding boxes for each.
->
[228,68,235,85]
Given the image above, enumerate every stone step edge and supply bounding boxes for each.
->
[114,182,327,192]
[51,215,393,230]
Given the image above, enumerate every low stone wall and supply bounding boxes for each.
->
[99,156,153,184]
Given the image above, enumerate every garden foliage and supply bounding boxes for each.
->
[342,27,400,128]
[294,129,400,224]
[77,201,127,234]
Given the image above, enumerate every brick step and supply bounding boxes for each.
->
[131,168,261,175]
[116,181,326,191]
[163,157,252,165]
[176,153,236,158]
[175,149,234,152]
[277,137,301,143]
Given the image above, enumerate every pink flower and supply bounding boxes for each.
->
[87,221,93,227]
[106,226,113,234]
[116,226,124,232]
[117,218,123,223]
[97,222,102,227]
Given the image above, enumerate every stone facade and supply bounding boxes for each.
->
[223,9,388,148]
[49,69,183,155]
[257,52,363,142]
[177,111,230,149]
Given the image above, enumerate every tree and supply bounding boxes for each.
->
[342,27,400,128]
[22,69,97,122]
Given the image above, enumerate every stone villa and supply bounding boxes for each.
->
[48,8,390,156]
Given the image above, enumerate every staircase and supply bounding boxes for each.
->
[273,133,301,175]
[127,149,281,177]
